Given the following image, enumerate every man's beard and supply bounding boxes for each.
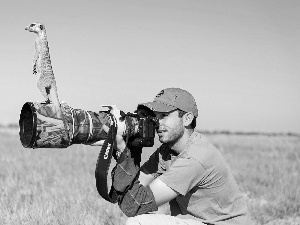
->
[157,120,184,146]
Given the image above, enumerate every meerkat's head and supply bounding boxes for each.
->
[25,22,46,35]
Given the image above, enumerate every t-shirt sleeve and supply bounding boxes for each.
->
[140,149,164,178]
[158,157,206,196]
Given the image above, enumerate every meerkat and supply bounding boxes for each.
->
[25,22,60,105]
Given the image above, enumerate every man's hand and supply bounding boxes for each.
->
[89,106,126,147]
[103,105,127,157]
[115,134,126,154]
[102,105,127,136]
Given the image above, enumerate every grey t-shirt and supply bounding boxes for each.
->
[141,132,253,225]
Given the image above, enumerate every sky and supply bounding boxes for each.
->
[0,0,299,133]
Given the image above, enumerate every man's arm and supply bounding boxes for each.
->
[112,156,179,217]
[112,152,158,217]
[112,122,181,215]
[139,171,179,206]
[139,171,155,186]
[148,176,178,206]
[112,148,179,217]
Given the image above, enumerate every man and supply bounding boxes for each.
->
[111,88,253,225]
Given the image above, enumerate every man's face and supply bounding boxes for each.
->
[154,110,184,146]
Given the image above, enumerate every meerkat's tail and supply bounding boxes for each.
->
[48,81,60,105]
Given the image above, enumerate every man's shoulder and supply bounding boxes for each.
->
[186,132,226,169]
[187,132,216,153]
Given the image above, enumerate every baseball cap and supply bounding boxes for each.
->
[138,88,198,117]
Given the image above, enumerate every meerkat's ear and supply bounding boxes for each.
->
[39,24,44,30]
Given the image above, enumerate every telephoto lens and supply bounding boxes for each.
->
[19,102,121,148]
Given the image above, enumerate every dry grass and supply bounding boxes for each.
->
[0,130,126,225]
[0,130,299,224]
[207,134,300,225]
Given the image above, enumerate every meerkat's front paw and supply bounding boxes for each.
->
[33,63,37,74]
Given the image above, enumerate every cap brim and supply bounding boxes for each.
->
[138,101,176,113]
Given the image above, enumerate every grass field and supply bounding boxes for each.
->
[0,129,299,225]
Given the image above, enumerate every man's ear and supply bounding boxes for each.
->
[183,112,194,127]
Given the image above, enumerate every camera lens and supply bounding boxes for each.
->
[19,102,37,148]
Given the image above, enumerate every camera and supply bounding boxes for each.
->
[19,101,157,149]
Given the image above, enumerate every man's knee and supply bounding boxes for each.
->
[126,216,141,225]
[126,214,155,225]
[126,214,204,225]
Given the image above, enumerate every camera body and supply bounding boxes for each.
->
[19,101,157,149]
[126,115,156,148]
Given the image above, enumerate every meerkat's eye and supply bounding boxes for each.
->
[30,24,35,27]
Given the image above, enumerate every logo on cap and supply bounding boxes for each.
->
[155,90,164,98]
